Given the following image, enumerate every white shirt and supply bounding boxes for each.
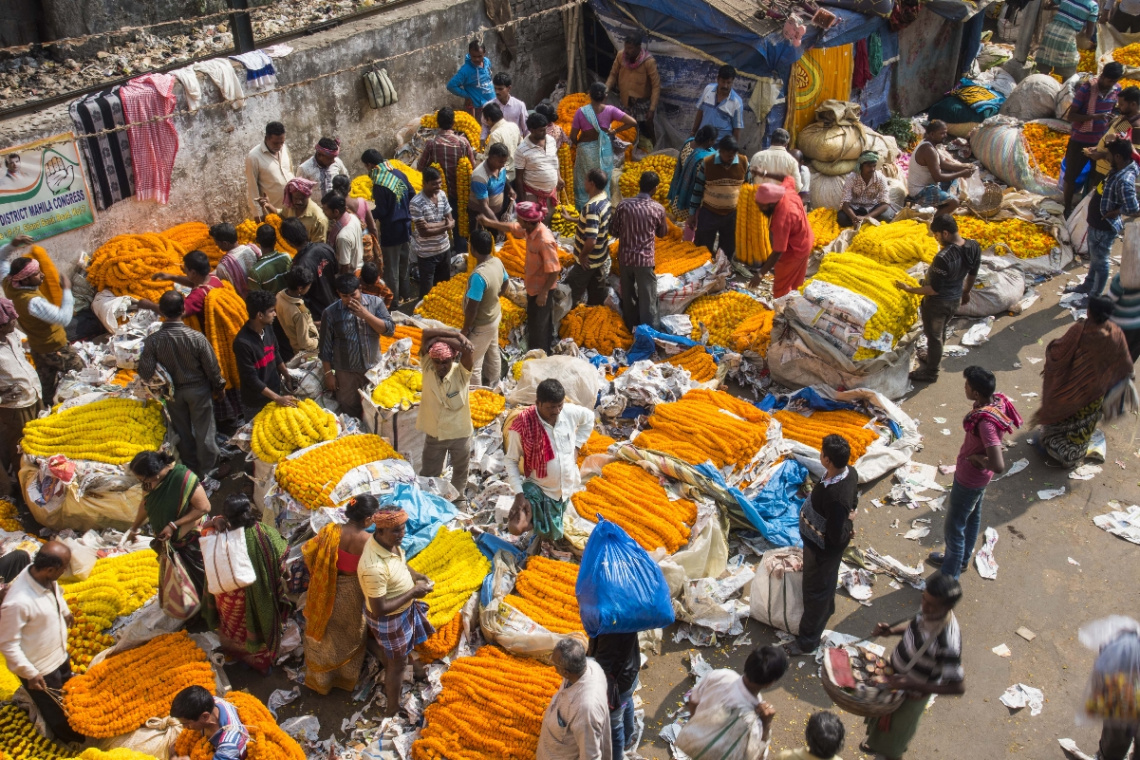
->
[486,120,523,180]
[0,567,70,679]
[245,141,294,217]
[749,146,802,191]
[296,155,349,199]
[536,659,613,760]
[333,214,364,271]
[504,403,594,500]
[0,331,41,409]
[689,669,768,759]
[515,134,560,194]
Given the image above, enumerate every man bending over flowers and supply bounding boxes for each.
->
[171,685,248,760]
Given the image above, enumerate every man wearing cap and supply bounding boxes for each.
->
[259,177,329,244]
[417,329,476,504]
[478,202,561,353]
[838,152,894,228]
[358,506,434,718]
[1,253,80,404]
[749,178,814,298]
[297,137,349,199]
[0,296,41,499]
[606,35,661,144]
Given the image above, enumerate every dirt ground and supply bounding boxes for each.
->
[226,260,1140,760]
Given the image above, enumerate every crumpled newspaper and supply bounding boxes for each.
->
[1093,503,1140,544]
[975,526,999,579]
[1000,683,1044,716]
[611,360,692,410]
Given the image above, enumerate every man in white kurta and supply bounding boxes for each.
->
[537,638,613,760]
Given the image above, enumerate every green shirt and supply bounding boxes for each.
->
[247,251,291,294]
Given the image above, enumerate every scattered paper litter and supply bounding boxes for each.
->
[941,428,951,435]
[938,464,956,475]
[267,687,300,718]
[1000,683,1044,716]
[1067,557,1081,566]
[1027,356,1042,364]
[975,526,999,579]
[1021,392,1038,398]
[994,458,1029,481]
[1016,626,1036,642]
[1058,738,1095,760]
[943,345,969,356]
[933,417,947,424]
[929,495,946,512]
[1069,464,1102,481]
[962,318,994,346]
[903,518,931,541]
[1093,503,1140,544]
[992,643,1012,658]
[1037,487,1066,500]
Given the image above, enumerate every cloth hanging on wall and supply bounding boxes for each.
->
[853,39,872,90]
[68,86,135,211]
[194,59,247,108]
[120,73,179,205]
[230,51,277,90]
[785,44,854,143]
[171,66,202,111]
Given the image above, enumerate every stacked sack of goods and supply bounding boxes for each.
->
[796,100,902,210]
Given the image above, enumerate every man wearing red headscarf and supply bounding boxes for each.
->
[0,295,42,498]
[748,177,814,298]
[417,329,476,505]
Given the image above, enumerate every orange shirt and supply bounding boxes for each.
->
[509,222,561,296]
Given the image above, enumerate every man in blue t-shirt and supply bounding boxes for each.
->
[691,64,745,143]
[470,143,515,227]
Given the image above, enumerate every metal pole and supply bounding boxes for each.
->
[229,0,255,54]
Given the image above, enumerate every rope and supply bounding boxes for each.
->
[12,0,587,154]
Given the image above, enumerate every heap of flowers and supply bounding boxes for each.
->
[68,607,116,674]
[1022,122,1067,179]
[389,160,424,193]
[235,214,296,255]
[557,93,591,135]
[618,154,676,204]
[109,367,137,387]
[275,434,402,509]
[62,549,160,630]
[379,324,425,360]
[550,204,579,237]
[173,691,305,760]
[735,184,773,266]
[470,389,506,428]
[611,236,712,277]
[87,233,184,303]
[0,498,19,532]
[573,462,697,553]
[371,369,423,409]
[0,661,20,701]
[660,345,718,382]
[250,400,338,464]
[687,291,769,347]
[203,283,247,389]
[503,556,582,634]
[27,246,62,306]
[954,216,1057,259]
[495,236,529,278]
[729,309,775,357]
[0,703,71,760]
[420,111,482,150]
[457,157,473,238]
[81,750,159,760]
[409,528,492,662]
[416,273,526,347]
[847,220,937,267]
[1079,48,1098,72]
[21,398,165,464]
[412,646,563,760]
[63,630,215,737]
[774,408,879,461]
[161,221,224,265]
[349,175,374,200]
[559,305,634,355]
[577,430,616,464]
[808,208,841,249]
[636,389,771,468]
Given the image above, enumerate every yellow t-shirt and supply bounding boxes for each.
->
[417,359,473,440]
[357,538,414,615]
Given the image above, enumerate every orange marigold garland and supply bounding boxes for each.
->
[559,304,634,355]
[502,556,583,634]
[661,345,718,382]
[161,221,225,265]
[729,309,775,357]
[637,388,771,469]
[26,246,62,306]
[379,324,424,363]
[495,235,529,278]
[173,691,305,760]
[573,462,697,553]
[774,408,879,462]
[87,233,185,303]
[203,282,246,389]
[577,430,616,464]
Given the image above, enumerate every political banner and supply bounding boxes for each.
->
[0,133,96,242]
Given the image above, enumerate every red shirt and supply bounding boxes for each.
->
[507,221,561,296]
[769,177,813,297]
[184,275,222,318]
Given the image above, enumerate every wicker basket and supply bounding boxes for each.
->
[821,669,906,718]
[969,182,1004,219]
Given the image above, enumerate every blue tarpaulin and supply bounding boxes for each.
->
[626,324,700,363]
[695,459,809,546]
[382,483,458,558]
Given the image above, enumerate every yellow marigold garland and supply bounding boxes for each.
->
[1079,48,1098,72]
[87,234,184,302]
[557,93,591,135]
[63,630,215,738]
[808,207,841,249]
[348,174,374,200]
[0,660,21,701]
[638,388,771,469]
[1114,42,1140,67]
[389,160,424,194]
[416,273,525,347]
[408,527,491,661]
[371,368,423,409]
[420,111,482,151]
[62,549,160,631]
[954,215,1057,259]
[847,219,937,267]
[26,246,62,307]
[502,556,582,634]
[68,607,116,674]
[250,399,337,463]
[203,282,246,389]
[173,691,305,760]
[275,434,403,509]
[729,308,775,357]
[559,304,634,355]
[109,367,137,387]
[1022,122,1067,179]
[496,235,529,278]
[0,498,19,532]
[235,213,296,256]
[774,408,879,462]
[611,235,713,278]
[557,143,574,194]
[21,398,165,464]
[735,183,773,266]
[550,204,579,237]
[160,221,225,265]
[470,388,505,428]
[0,703,71,760]
[619,155,676,204]
[80,750,160,760]
[574,462,697,553]
[687,291,768,347]
[457,157,472,238]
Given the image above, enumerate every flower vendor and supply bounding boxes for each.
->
[1080,85,1140,195]
[748,179,813,298]
[588,633,640,759]
[302,495,378,694]
[258,176,329,244]
[170,685,249,760]
[416,107,475,250]
[210,223,261,299]
[408,166,455,296]
[204,494,291,674]
[319,272,395,420]
[127,450,210,602]
[895,215,980,383]
[570,82,636,210]
[612,170,669,330]
[470,142,515,223]
[418,329,476,502]
[276,266,320,354]
[0,296,41,499]
[361,149,416,306]
[357,506,435,718]
[838,152,895,228]
[136,290,226,477]
[748,128,802,192]
[928,367,1020,580]
[505,378,595,542]
[154,250,224,323]
[483,103,521,183]
[773,711,847,760]
[245,120,294,221]
[297,136,349,200]
[677,646,788,759]
[282,218,339,317]
[0,541,86,745]
[691,64,745,143]
[668,126,717,221]
[1068,139,1140,305]
[321,192,366,276]
[1035,0,1099,80]
[787,435,859,658]
[862,574,966,760]
[536,638,612,760]
[605,35,661,143]
[1061,63,1125,215]
[688,135,747,260]
[517,111,563,219]
[1,254,81,404]
[565,168,615,307]
[905,120,974,215]
[246,224,292,296]
[234,290,297,421]
[462,229,509,386]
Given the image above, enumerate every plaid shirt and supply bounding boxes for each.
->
[611,193,668,268]
[841,170,889,208]
[416,131,475,196]
[1100,161,1140,233]
[318,295,394,372]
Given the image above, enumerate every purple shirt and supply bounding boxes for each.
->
[494,95,528,136]
[571,105,628,132]
[955,397,1019,489]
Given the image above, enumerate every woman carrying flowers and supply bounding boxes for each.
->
[204,494,291,674]
[301,495,377,695]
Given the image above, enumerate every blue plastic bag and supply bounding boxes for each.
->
[377,483,458,558]
[576,518,675,636]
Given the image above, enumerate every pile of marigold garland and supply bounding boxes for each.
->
[1022,122,1067,178]
[416,273,525,347]
[371,369,423,409]
[774,408,879,461]
[954,216,1057,259]
[559,305,634,355]
[62,550,160,630]
[236,214,295,255]
[736,184,773,266]
[687,291,768,347]
[661,345,718,383]
[619,154,676,204]
[847,220,937,267]
[203,284,247,388]
[87,234,183,303]
[161,221,224,265]
[808,208,842,249]
[470,389,506,427]
[578,430,616,463]
[502,556,582,634]
[0,702,70,760]
[730,309,775,357]
[275,434,402,509]
[409,528,491,662]
[573,462,697,552]
[636,389,771,469]
[420,111,482,150]
[251,400,337,463]
[21,398,165,464]
[610,236,712,277]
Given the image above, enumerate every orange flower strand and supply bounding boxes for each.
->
[773,408,879,462]
[172,691,305,760]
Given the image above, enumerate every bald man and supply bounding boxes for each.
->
[0,542,85,744]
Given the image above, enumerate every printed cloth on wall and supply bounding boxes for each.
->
[120,73,180,205]
[68,86,135,211]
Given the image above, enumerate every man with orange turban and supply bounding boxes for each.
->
[748,177,814,298]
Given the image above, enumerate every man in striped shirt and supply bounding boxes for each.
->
[863,573,966,760]
[565,168,614,306]
[689,136,747,260]
[171,686,249,760]
[1061,63,1123,215]
[319,273,394,419]
[612,171,668,329]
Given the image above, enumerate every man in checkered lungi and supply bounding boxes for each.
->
[1035,0,1099,80]
[357,506,434,718]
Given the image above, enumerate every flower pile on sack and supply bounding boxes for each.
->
[636,388,771,468]
[251,400,337,464]
[275,434,402,509]
[619,155,676,204]
[412,646,562,760]
[0,703,70,760]
[503,556,582,634]
[174,691,305,760]
[1022,122,1067,178]
[409,528,492,662]
[62,549,160,630]
[1114,43,1140,67]
[578,430,616,464]
[379,325,424,364]
[0,661,20,701]
[660,345,718,382]
[203,283,247,389]
[161,221,224,265]
[808,208,842,249]
[87,233,184,302]
[68,607,116,674]
[774,408,879,461]
[847,220,937,267]
[954,216,1057,259]
[389,160,424,194]
[27,246,62,306]
[729,309,775,357]
[736,184,773,266]
[236,214,296,255]
[21,398,165,464]
[457,157,473,238]
[573,462,697,553]
[687,291,769,347]
[371,368,423,409]
[64,630,215,737]
[550,204,579,236]
[416,273,525,347]
[470,389,506,428]
[421,111,482,150]
[559,305,634,355]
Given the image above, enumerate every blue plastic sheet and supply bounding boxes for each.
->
[382,483,458,559]
[761,388,902,439]
[627,324,700,363]
[577,519,675,636]
[696,460,808,547]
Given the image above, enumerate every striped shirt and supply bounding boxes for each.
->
[1070,79,1121,144]
[416,131,475,197]
[689,153,746,215]
[1101,161,1140,233]
[1053,0,1098,30]
[209,698,249,760]
[1110,274,1140,330]
[888,613,964,685]
[247,251,291,294]
[318,294,394,372]
[138,321,225,390]
[611,193,668,268]
[573,193,614,268]
[409,192,453,258]
[1,283,73,326]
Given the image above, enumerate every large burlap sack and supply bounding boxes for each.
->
[969,115,1063,200]
[748,547,804,634]
[20,461,140,531]
[1056,73,1094,120]
[1122,221,1140,289]
[808,171,847,210]
[957,259,1026,317]
[1001,74,1063,120]
[886,177,908,208]
[99,717,183,760]
[507,355,601,409]
[812,159,857,176]
[796,101,868,163]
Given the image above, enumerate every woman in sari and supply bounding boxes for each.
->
[667,125,718,223]
[127,451,209,602]
[1034,295,1135,468]
[205,493,292,673]
[570,82,637,210]
[301,495,378,694]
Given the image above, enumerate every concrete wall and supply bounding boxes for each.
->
[0,0,567,274]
